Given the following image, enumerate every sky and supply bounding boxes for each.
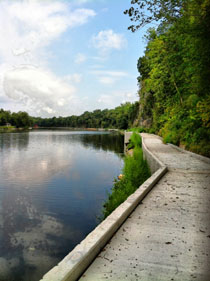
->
[0,0,148,117]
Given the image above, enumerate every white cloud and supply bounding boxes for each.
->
[12,48,31,56]
[3,66,76,116]
[98,77,115,85]
[90,70,128,85]
[63,73,82,84]
[97,91,138,108]
[72,0,103,5]
[122,92,139,103]
[91,29,127,54]
[74,0,93,4]
[0,2,95,62]
[91,70,128,77]
[97,94,113,105]
[0,1,96,116]
[74,53,87,64]
[67,8,96,28]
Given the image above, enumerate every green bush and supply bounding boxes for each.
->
[163,130,180,145]
[127,132,142,149]
[103,133,150,218]
[128,127,147,133]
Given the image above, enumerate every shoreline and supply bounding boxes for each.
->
[0,127,29,133]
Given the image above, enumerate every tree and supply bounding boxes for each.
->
[124,0,187,31]
[131,0,210,156]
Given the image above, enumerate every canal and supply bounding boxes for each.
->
[0,130,124,281]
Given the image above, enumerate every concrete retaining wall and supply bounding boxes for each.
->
[124,132,164,174]
[140,133,165,173]
[124,131,132,153]
[40,133,167,281]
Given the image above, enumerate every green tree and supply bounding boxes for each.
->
[128,0,210,156]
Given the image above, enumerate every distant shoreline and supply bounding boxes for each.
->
[0,126,28,133]
[0,126,123,134]
[33,127,121,131]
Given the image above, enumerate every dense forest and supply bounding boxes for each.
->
[0,102,139,130]
[125,0,210,156]
[0,109,31,128]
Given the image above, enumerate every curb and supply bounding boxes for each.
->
[140,133,165,173]
[40,134,168,281]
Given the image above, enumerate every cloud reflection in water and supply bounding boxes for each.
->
[0,131,124,281]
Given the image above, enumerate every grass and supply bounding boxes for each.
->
[102,133,151,218]
[0,125,15,133]
[127,127,147,133]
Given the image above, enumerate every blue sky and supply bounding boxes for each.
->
[0,0,148,117]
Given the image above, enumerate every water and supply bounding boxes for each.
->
[0,130,124,281]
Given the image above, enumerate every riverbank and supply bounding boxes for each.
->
[103,133,150,218]
[0,126,123,134]
[33,127,122,133]
[0,126,30,133]
[0,126,16,133]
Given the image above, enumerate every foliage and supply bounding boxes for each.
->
[128,0,210,157]
[0,125,15,133]
[0,102,139,131]
[103,133,150,218]
[124,0,187,31]
[32,102,139,130]
[127,131,142,149]
[128,127,148,133]
[0,109,32,128]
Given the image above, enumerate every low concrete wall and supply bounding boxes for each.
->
[40,133,167,281]
[124,132,164,174]
[141,133,165,173]
[124,131,132,153]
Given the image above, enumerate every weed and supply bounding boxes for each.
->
[103,133,150,218]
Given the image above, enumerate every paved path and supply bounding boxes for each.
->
[79,134,210,281]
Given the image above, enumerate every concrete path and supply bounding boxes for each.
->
[79,134,210,281]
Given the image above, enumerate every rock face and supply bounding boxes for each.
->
[133,89,154,129]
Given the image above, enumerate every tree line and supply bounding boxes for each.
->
[125,0,210,156]
[0,109,31,128]
[0,102,139,130]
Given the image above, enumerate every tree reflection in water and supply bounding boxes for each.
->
[80,132,124,155]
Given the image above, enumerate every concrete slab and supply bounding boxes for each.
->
[79,134,210,281]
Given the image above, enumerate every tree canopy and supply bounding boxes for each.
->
[126,0,210,156]
[0,109,31,128]
[124,0,200,31]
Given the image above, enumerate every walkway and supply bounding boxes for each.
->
[79,134,210,281]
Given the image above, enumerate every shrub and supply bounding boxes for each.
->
[103,133,150,218]
[127,127,148,133]
[127,132,142,149]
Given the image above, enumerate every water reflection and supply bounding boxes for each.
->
[0,189,63,281]
[0,132,29,151]
[79,133,124,154]
[0,130,123,281]
[1,141,73,187]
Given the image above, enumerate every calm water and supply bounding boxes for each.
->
[0,130,124,281]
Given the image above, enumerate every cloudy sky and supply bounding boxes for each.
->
[0,0,147,117]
